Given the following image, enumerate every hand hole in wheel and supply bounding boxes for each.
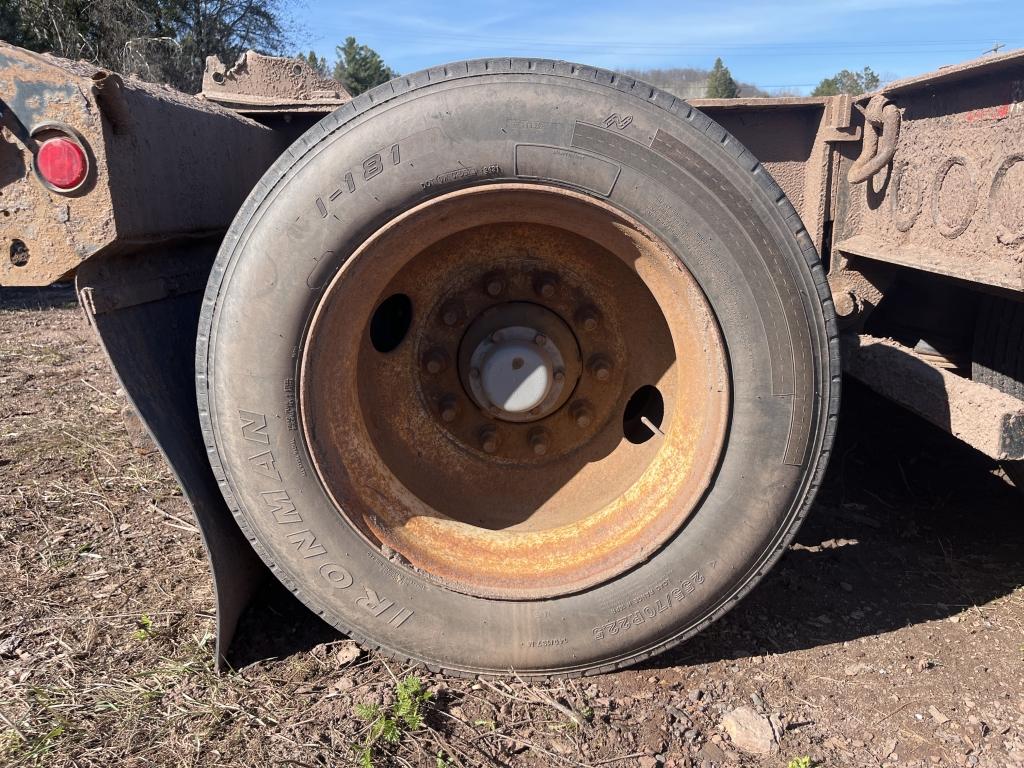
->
[623,384,664,444]
[369,293,412,352]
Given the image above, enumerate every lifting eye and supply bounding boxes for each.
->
[369,293,412,352]
[622,384,664,444]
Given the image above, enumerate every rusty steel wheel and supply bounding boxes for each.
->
[198,59,838,677]
[302,184,729,599]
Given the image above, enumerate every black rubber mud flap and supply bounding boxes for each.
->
[199,59,841,677]
[76,241,271,670]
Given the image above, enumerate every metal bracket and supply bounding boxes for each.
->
[821,94,863,143]
[76,240,271,670]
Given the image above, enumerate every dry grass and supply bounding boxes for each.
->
[2,285,1024,768]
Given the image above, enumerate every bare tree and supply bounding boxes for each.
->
[2,0,294,92]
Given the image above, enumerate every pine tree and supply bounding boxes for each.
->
[333,37,397,96]
[297,50,329,77]
[705,58,739,99]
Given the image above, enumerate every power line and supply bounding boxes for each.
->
[354,31,1011,52]
[352,33,1016,58]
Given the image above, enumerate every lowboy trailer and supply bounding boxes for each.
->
[2,41,1023,677]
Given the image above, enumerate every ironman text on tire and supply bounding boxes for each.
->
[197,59,839,677]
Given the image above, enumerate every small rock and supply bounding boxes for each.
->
[330,676,355,693]
[882,738,898,758]
[334,640,361,665]
[929,705,949,725]
[840,581,854,592]
[699,741,727,766]
[688,689,704,703]
[721,705,777,755]
[845,662,872,676]
[0,634,22,658]
[666,704,687,722]
[917,659,934,671]
[639,757,658,768]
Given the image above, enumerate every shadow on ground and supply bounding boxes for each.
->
[650,378,1024,669]
[0,283,78,310]
[230,378,1024,671]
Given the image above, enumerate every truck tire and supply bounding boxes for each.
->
[197,59,839,677]
[973,293,1024,488]
[973,294,1024,400]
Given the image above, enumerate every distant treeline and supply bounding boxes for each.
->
[620,66,796,99]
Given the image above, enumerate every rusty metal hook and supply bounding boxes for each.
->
[848,95,902,184]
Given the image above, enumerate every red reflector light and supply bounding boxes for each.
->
[36,136,88,191]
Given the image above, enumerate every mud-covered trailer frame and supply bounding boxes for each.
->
[2,41,1023,667]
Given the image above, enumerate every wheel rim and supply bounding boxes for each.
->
[300,184,730,599]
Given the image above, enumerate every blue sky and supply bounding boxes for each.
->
[295,0,1021,94]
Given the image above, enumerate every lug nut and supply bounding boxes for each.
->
[484,272,505,297]
[439,395,459,423]
[588,355,613,382]
[575,306,601,332]
[528,427,550,456]
[534,333,548,347]
[534,273,558,299]
[570,400,594,428]
[553,368,565,384]
[479,426,499,454]
[470,367,481,380]
[423,348,448,374]
[491,330,503,343]
[441,301,462,327]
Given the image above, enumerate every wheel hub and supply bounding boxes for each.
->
[418,264,613,463]
[460,303,580,422]
[478,333,553,415]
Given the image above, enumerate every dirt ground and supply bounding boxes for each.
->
[1,284,1023,768]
